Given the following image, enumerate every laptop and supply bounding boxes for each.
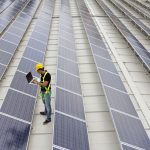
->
[26,72,34,83]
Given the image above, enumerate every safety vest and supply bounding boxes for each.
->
[40,72,51,94]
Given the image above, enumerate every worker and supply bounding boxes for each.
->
[33,63,51,125]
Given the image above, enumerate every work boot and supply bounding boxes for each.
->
[43,118,51,125]
[40,111,46,115]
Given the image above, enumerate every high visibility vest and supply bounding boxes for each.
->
[40,72,51,94]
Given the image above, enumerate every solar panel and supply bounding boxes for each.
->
[7,27,24,37]
[122,144,137,150]
[56,87,85,119]
[0,50,12,65]
[17,57,39,77]
[57,70,81,94]
[58,56,79,76]
[58,46,77,61]
[60,25,73,33]
[98,68,126,91]
[10,71,38,97]
[23,47,44,63]
[2,32,21,44]
[12,22,27,32]
[0,115,30,150]
[90,44,111,59]
[0,19,9,26]
[84,23,98,33]
[95,55,118,74]
[112,110,150,149]
[31,31,48,44]
[104,86,138,116]
[19,13,32,20]
[28,38,47,52]
[0,89,35,122]
[59,30,74,40]
[34,26,49,36]
[59,37,75,50]
[0,39,17,54]
[88,36,105,47]
[53,113,89,150]
[132,45,150,59]
[36,21,50,29]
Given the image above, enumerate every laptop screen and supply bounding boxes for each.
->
[26,72,33,83]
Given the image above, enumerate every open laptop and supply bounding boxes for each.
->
[26,72,34,83]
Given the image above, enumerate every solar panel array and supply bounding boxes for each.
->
[52,0,90,149]
[122,0,150,20]
[0,0,39,80]
[96,0,150,75]
[0,0,55,149]
[76,0,150,149]
[0,0,29,34]
[110,0,150,37]
[0,0,14,14]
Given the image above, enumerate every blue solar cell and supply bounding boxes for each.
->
[8,27,24,37]
[0,50,12,65]
[98,68,126,92]
[95,55,118,74]
[86,28,101,39]
[60,30,74,41]
[54,113,89,150]
[15,16,30,24]
[112,110,150,150]
[31,31,48,44]
[60,24,73,34]
[141,57,150,70]
[1,89,35,122]
[23,47,44,63]
[0,24,5,33]
[122,144,137,150]
[58,46,76,61]
[56,87,85,119]
[17,57,39,77]
[13,21,27,30]
[84,23,98,33]
[34,26,49,36]
[0,39,17,54]
[37,21,50,29]
[0,115,30,150]
[2,32,21,44]
[88,36,105,48]
[133,46,150,59]
[57,70,81,94]
[0,64,6,80]
[58,56,79,76]
[28,38,47,52]
[0,19,9,26]
[59,37,75,50]
[104,86,138,116]
[10,71,38,97]
[90,44,111,59]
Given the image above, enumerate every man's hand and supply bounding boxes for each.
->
[32,79,38,84]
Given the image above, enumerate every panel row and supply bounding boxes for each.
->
[53,0,89,149]
[77,0,150,149]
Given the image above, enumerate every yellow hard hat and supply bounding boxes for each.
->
[35,63,44,71]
